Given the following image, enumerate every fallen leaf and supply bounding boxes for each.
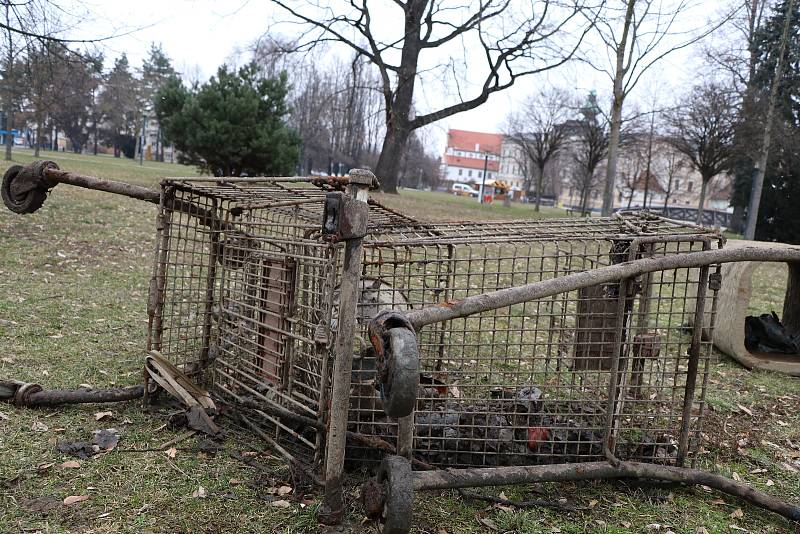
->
[31,421,49,432]
[736,404,753,416]
[48,333,63,339]
[696,528,709,534]
[271,499,291,508]
[60,460,81,469]
[730,508,744,519]
[1,357,14,363]
[621,523,631,529]
[731,471,742,481]
[97,512,111,519]
[94,411,113,421]
[165,447,178,459]
[777,420,789,427]
[91,428,120,451]
[710,498,726,505]
[728,525,749,532]
[0,412,8,421]
[229,479,242,486]
[588,499,599,508]
[63,495,89,505]
[750,468,766,474]
[36,463,54,472]
[646,524,662,531]
[192,486,207,499]
[498,491,508,501]
[766,479,774,486]
[277,485,293,496]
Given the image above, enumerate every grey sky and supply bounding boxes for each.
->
[80,0,733,154]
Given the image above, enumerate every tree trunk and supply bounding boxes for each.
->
[601,0,635,217]
[744,0,795,239]
[374,127,411,194]
[696,178,708,225]
[4,106,12,161]
[580,183,590,216]
[730,203,745,234]
[34,124,41,158]
[534,165,544,212]
[602,100,623,216]
[783,262,800,336]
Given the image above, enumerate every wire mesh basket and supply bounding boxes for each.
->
[147,177,722,476]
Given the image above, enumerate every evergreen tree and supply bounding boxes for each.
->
[140,44,178,161]
[731,0,800,242]
[99,54,139,157]
[155,63,301,177]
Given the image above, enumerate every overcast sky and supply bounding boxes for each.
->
[77,0,732,154]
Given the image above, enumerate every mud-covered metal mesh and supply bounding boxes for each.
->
[146,179,721,471]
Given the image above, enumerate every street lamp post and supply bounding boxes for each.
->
[479,152,490,204]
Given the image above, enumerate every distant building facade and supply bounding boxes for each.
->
[440,129,502,185]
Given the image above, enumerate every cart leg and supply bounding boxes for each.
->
[318,173,372,525]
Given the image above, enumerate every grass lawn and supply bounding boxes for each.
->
[1,150,799,533]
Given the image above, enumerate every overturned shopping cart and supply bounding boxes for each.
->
[3,161,799,532]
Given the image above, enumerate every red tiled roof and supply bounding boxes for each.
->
[631,171,666,193]
[446,129,503,155]
[443,154,499,172]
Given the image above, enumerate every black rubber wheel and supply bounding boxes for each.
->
[379,327,419,418]
[377,456,413,534]
[1,164,47,214]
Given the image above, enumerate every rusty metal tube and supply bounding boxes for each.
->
[411,461,800,522]
[43,167,160,203]
[405,246,800,330]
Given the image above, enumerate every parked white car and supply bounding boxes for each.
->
[451,183,479,197]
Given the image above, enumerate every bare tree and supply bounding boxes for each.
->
[0,0,145,159]
[253,39,386,174]
[268,0,598,192]
[659,149,689,210]
[704,1,772,232]
[667,82,737,223]
[584,0,733,216]
[615,138,647,209]
[571,94,609,216]
[703,0,771,94]
[504,87,571,211]
[744,0,795,239]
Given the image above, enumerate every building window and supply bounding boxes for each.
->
[674,179,680,190]
[687,181,694,192]
[468,170,472,177]
[478,171,483,178]
[488,172,493,179]
[458,169,462,176]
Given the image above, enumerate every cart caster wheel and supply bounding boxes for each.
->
[379,327,419,418]
[1,160,58,214]
[377,456,413,534]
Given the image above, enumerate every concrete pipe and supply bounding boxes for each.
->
[693,240,800,376]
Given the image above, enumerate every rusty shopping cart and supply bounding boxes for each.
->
[3,161,799,532]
